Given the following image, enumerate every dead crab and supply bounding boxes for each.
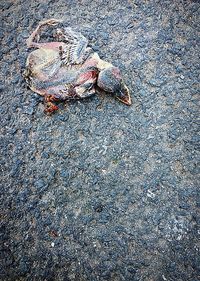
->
[24,19,131,113]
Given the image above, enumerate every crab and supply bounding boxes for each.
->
[24,19,131,113]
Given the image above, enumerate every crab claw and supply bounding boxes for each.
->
[97,66,132,105]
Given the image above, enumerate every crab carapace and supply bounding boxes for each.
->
[24,19,131,113]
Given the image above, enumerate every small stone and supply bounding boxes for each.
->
[34,179,45,189]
